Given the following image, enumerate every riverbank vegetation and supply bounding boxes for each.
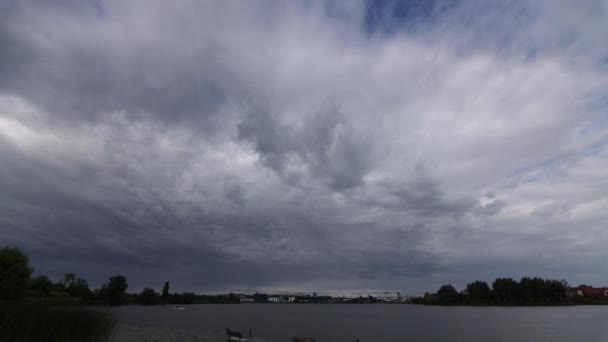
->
[0,304,114,342]
[0,246,243,308]
[4,245,608,314]
[410,277,607,306]
[0,247,115,342]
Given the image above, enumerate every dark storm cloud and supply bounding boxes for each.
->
[0,135,270,289]
[1,0,608,294]
[0,0,243,136]
[237,107,373,190]
[386,179,475,218]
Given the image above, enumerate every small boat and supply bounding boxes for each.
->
[172,305,185,310]
[226,337,268,341]
[225,328,268,342]
[226,328,246,341]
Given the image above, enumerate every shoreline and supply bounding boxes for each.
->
[409,302,608,307]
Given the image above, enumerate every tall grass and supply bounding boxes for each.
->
[0,303,114,342]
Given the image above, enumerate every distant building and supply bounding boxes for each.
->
[268,296,283,303]
[572,285,608,297]
[374,292,401,302]
[400,294,417,302]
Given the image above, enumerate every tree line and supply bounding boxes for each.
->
[1,246,130,305]
[411,277,571,305]
[4,246,595,307]
[0,246,242,306]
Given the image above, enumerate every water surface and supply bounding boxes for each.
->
[108,304,608,341]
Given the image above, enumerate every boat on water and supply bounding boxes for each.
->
[225,328,319,342]
[226,335,268,341]
[225,328,268,342]
[226,336,254,342]
[172,305,185,310]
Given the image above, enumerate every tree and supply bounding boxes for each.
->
[228,292,239,303]
[169,292,184,304]
[161,281,170,302]
[29,275,53,296]
[62,273,77,288]
[492,277,520,302]
[0,247,33,300]
[252,292,268,303]
[437,284,459,304]
[519,277,533,301]
[544,279,567,301]
[182,292,196,304]
[138,288,161,305]
[421,291,439,305]
[465,280,491,301]
[519,276,545,302]
[61,273,94,300]
[100,275,128,305]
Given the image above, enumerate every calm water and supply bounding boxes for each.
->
[108,304,608,341]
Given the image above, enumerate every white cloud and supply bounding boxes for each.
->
[0,0,607,292]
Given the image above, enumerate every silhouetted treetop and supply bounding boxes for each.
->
[0,247,33,300]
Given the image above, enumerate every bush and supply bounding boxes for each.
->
[0,304,114,342]
[0,247,33,300]
[138,288,161,305]
[97,275,128,305]
[28,276,53,297]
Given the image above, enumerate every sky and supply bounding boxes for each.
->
[0,0,607,295]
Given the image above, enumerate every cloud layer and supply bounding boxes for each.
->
[1,0,607,293]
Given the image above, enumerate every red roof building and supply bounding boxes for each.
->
[573,285,608,297]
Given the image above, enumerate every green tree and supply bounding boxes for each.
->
[182,292,196,304]
[169,292,184,304]
[161,281,170,302]
[0,247,33,300]
[519,276,545,302]
[465,280,491,301]
[519,276,533,301]
[492,277,520,302]
[62,273,77,288]
[29,275,53,296]
[138,287,161,305]
[544,279,567,301]
[228,292,239,303]
[61,273,94,300]
[252,292,269,303]
[437,284,459,304]
[100,275,128,305]
[421,291,438,305]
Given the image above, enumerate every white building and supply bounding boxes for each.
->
[374,292,401,302]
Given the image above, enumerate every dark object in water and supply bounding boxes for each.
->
[291,337,317,342]
[226,328,244,338]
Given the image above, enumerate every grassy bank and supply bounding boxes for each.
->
[0,303,114,342]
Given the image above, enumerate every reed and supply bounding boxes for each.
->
[0,303,114,342]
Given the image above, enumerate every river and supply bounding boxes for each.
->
[107,304,608,341]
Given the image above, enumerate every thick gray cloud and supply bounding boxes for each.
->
[1,0,607,294]
[237,107,374,190]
